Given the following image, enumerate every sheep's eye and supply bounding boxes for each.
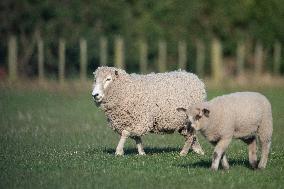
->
[106,78,111,81]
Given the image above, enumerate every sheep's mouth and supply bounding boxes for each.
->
[93,96,103,104]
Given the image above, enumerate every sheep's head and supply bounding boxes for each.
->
[177,103,210,131]
[92,67,121,103]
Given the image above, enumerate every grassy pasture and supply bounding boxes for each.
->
[0,87,284,189]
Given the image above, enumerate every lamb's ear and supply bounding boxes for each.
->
[177,107,187,112]
[202,108,210,117]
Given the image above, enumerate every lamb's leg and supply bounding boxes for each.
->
[180,127,204,155]
[180,135,192,156]
[191,136,205,155]
[211,138,231,171]
[115,130,130,156]
[258,118,272,169]
[258,140,271,169]
[180,132,204,156]
[133,136,146,155]
[221,154,230,170]
[242,137,258,169]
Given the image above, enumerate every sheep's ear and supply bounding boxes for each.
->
[177,107,187,112]
[114,70,119,77]
[202,108,210,117]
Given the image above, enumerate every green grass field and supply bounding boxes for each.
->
[1,87,284,189]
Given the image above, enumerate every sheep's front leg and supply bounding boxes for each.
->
[191,136,205,155]
[133,136,146,155]
[180,135,192,156]
[180,135,204,156]
[211,138,231,171]
[242,137,258,169]
[115,130,130,156]
[180,128,204,156]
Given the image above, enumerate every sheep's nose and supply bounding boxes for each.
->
[92,93,99,98]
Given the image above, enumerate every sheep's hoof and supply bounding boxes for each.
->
[179,151,187,156]
[115,151,124,156]
[138,152,146,155]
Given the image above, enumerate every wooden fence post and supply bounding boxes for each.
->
[273,41,281,75]
[100,36,107,66]
[254,41,263,76]
[196,39,205,77]
[8,36,17,80]
[37,37,44,81]
[114,36,125,69]
[80,38,87,81]
[178,41,187,70]
[139,39,147,73]
[211,37,223,84]
[158,40,167,72]
[236,41,245,76]
[59,38,66,84]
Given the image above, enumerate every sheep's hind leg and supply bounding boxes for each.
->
[115,130,130,156]
[258,119,272,169]
[221,154,230,170]
[258,140,271,169]
[133,136,146,155]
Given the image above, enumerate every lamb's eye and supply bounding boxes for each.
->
[195,115,201,120]
[106,78,111,81]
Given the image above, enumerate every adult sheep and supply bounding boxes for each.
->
[92,66,206,156]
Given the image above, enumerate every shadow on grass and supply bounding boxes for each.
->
[105,147,181,155]
[177,159,253,170]
[86,147,181,155]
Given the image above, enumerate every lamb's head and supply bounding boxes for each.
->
[177,103,210,131]
[92,67,123,103]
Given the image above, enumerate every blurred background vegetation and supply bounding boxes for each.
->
[0,0,283,80]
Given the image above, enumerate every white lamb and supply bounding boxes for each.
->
[92,66,207,156]
[177,92,273,170]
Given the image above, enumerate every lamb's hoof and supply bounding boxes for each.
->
[250,161,258,169]
[193,148,205,155]
[222,165,230,170]
[115,151,124,156]
[257,165,266,170]
[210,166,218,171]
[138,152,146,155]
[179,151,187,156]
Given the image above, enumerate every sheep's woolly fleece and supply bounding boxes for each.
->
[95,66,206,136]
